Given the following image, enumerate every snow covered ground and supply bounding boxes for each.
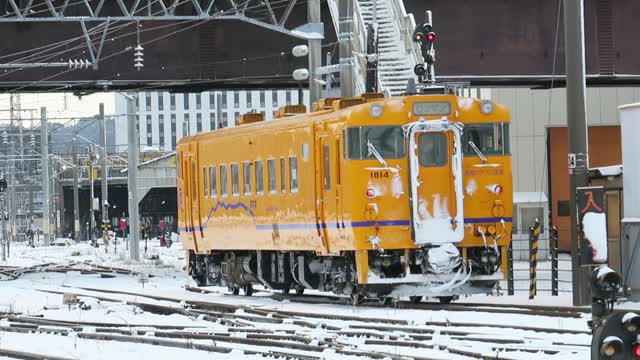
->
[0,239,636,359]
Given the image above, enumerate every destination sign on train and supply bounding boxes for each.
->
[413,101,451,116]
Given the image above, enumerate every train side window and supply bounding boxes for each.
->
[255,160,264,194]
[289,156,298,192]
[203,166,208,198]
[268,159,276,194]
[323,144,330,191]
[280,157,286,193]
[210,166,217,198]
[191,161,196,201]
[220,164,228,198]
[231,163,239,196]
[243,162,252,195]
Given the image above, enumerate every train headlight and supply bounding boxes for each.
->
[480,100,494,115]
[369,104,383,118]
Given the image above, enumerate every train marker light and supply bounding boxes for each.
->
[493,185,503,194]
[366,188,376,198]
[600,336,623,357]
[369,104,383,118]
[480,100,494,115]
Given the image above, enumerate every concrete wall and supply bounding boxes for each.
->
[491,87,640,194]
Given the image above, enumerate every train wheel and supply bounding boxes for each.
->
[295,287,305,296]
[231,287,240,296]
[409,296,423,304]
[281,287,290,295]
[438,296,454,304]
[243,285,253,296]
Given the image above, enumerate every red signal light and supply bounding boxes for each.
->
[426,32,436,41]
[634,343,640,358]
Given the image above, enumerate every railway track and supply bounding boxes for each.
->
[25,284,590,359]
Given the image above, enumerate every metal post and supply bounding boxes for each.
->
[1,193,4,261]
[564,0,591,306]
[126,94,140,261]
[72,121,80,242]
[507,241,514,296]
[41,107,51,246]
[8,134,15,256]
[551,225,559,296]
[529,219,541,300]
[89,147,95,244]
[325,52,332,97]
[338,0,354,97]
[100,103,109,245]
[308,0,322,105]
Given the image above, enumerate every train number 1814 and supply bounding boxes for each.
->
[370,171,390,179]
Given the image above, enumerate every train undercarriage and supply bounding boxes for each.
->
[188,244,503,304]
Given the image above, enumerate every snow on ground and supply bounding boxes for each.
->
[0,239,637,359]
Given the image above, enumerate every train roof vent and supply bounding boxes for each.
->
[361,93,385,102]
[238,112,264,125]
[275,105,307,118]
[312,97,343,112]
[332,98,364,111]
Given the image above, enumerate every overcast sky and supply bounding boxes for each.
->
[0,92,115,125]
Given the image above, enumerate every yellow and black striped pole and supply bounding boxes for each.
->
[529,219,541,300]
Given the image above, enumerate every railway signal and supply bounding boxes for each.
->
[412,10,436,83]
[589,266,640,359]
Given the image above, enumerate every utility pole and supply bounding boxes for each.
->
[99,103,109,245]
[41,107,51,246]
[72,120,80,242]
[308,0,322,105]
[88,145,95,245]
[564,0,591,306]
[338,0,354,97]
[126,94,140,261]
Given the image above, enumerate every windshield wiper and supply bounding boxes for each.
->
[468,141,487,163]
[367,140,388,167]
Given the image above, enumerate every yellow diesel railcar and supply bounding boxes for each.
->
[177,94,512,303]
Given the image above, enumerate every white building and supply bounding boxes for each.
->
[114,89,309,153]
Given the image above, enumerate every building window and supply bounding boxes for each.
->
[210,166,217,198]
[146,115,152,146]
[171,114,176,149]
[268,159,276,193]
[145,93,151,111]
[159,114,165,151]
[234,91,240,108]
[231,163,239,196]
[158,94,164,111]
[286,91,291,105]
[255,160,264,194]
[260,91,266,108]
[289,157,298,192]
[209,92,215,110]
[246,91,252,109]
[222,93,227,109]
[170,94,176,111]
[280,157,286,193]
[196,113,202,133]
[183,94,189,110]
[135,95,139,109]
[196,93,201,110]
[272,91,277,107]
[220,164,228,197]
[234,112,239,125]
[184,114,190,135]
[243,162,252,195]
[221,113,228,128]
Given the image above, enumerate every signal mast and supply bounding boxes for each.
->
[412,10,436,85]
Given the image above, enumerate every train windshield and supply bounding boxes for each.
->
[346,126,405,160]
[461,123,510,156]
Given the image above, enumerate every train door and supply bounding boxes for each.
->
[406,120,464,245]
[334,135,345,235]
[314,126,337,251]
[191,144,204,240]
